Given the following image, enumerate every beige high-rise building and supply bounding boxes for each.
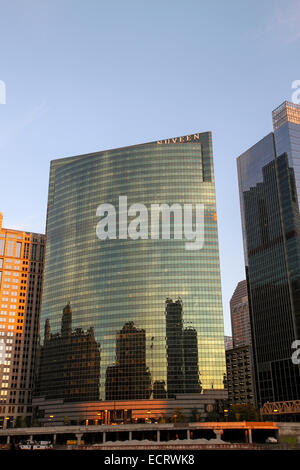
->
[0,212,44,428]
[230,280,251,348]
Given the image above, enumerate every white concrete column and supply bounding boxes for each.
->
[187,430,190,440]
[129,431,132,441]
[103,432,106,443]
[75,433,83,446]
[214,429,223,440]
[157,430,160,442]
[6,435,10,444]
[248,429,252,443]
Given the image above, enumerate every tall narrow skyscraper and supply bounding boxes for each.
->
[0,213,44,428]
[34,132,226,422]
[237,101,300,407]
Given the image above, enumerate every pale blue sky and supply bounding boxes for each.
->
[1,0,299,334]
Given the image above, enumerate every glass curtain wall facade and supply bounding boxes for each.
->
[237,102,300,407]
[36,133,226,406]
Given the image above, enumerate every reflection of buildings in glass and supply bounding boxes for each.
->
[105,321,152,400]
[183,328,202,393]
[165,298,201,397]
[241,154,300,404]
[37,303,100,402]
[152,380,167,399]
[165,298,184,397]
[39,132,226,406]
[238,103,300,406]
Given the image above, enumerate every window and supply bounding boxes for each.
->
[31,244,37,260]
[6,241,14,257]
[15,242,22,258]
[23,244,30,259]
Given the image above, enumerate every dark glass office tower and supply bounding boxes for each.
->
[36,132,226,413]
[237,101,300,406]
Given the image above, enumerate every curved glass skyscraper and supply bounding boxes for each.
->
[36,132,226,416]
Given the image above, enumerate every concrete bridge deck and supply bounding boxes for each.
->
[0,421,280,446]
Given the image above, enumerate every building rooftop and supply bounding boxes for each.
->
[272,101,300,131]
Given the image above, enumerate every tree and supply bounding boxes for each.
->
[32,417,40,427]
[15,416,21,428]
[230,404,259,421]
[190,408,200,422]
[170,408,187,423]
[78,415,84,425]
[15,416,26,428]
[158,414,167,424]
[25,416,32,427]
[205,410,220,422]
[64,416,70,426]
